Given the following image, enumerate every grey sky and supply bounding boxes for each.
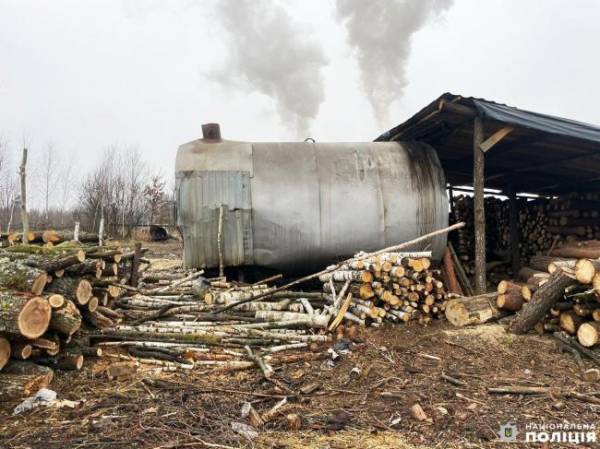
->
[1,0,600,197]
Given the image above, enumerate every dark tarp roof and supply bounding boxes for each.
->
[376,93,600,195]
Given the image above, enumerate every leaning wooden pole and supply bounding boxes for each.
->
[473,117,486,294]
[215,222,465,313]
[19,148,29,246]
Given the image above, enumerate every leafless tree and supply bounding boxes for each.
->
[38,143,59,223]
[57,152,75,226]
[79,145,161,236]
[0,136,17,232]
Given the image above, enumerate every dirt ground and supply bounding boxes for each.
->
[2,321,599,448]
[1,241,599,448]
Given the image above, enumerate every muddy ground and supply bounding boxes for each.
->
[1,241,599,448]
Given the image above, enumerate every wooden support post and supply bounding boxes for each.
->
[19,148,29,245]
[218,205,224,278]
[98,205,105,247]
[507,182,520,275]
[473,117,486,294]
[73,221,80,242]
[130,242,142,287]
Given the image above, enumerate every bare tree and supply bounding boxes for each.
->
[30,143,61,224]
[79,145,153,236]
[57,152,75,226]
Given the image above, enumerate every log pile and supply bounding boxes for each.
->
[0,239,133,400]
[96,276,334,375]
[91,253,449,377]
[319,251,450,326]
[450,192,600,284]
[477,241,600,349]
[0,223,463,400]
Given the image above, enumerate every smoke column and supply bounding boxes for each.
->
[336,0,453,125]
[213,0,328,138]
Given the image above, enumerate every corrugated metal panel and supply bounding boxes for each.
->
[176,170,252,268]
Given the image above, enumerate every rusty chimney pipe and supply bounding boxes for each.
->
[202,123,221,140]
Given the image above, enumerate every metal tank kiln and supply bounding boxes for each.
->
[175,124,448,272]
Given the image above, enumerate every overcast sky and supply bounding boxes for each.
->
[1,0,600,192]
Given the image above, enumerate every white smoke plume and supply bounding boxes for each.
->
[213,0,328,138]
[336,0,453,125]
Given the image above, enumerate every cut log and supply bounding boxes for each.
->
[552,246,600,259]
[47,294,65,309]
[36,351,84,370]
[42,230,98,244]
[577,322,600,347]
[0,258,48,295]
[575,259,600,284]
[65,260,105,278]
[86,249,123,263]
[0,336,11,369]
[0,372,52,401]
[31,336,60,356]
[87,296,99,313]
[559,311,585,335]
[497,280,523,294]
[445,293,502,327]
[548,259,577,274]
[254,311,330,329]
[0,293,51,338]
[497,291,524,311]
[10,339,31,361]
[442,246,462,295]
[82,309,114,328]
[517,267,547,281]
[529,255,570,273]
[508,270,577,335]
[521,284,537,301]
[46,277,92,305]
[49,299,82,336]
[0,249,86,272]
[2,361,54,382]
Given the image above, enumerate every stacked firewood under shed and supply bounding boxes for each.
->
[0,237,137,400]
[450,192,600,285]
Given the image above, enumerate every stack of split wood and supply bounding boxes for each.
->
[451,196,552,278]
[451,192,600,284]
[0,240,136,401]
[319,251,450,326]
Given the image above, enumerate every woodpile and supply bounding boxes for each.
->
[0,223,463,401]
[476,241,600,349]
[0,238,134,400]
[319,251,450,326]
[450,192,600,285]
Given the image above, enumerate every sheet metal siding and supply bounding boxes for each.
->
[176,140,448,270]
[176,171,252,268]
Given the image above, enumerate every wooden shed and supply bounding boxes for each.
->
[376,93,600,294]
